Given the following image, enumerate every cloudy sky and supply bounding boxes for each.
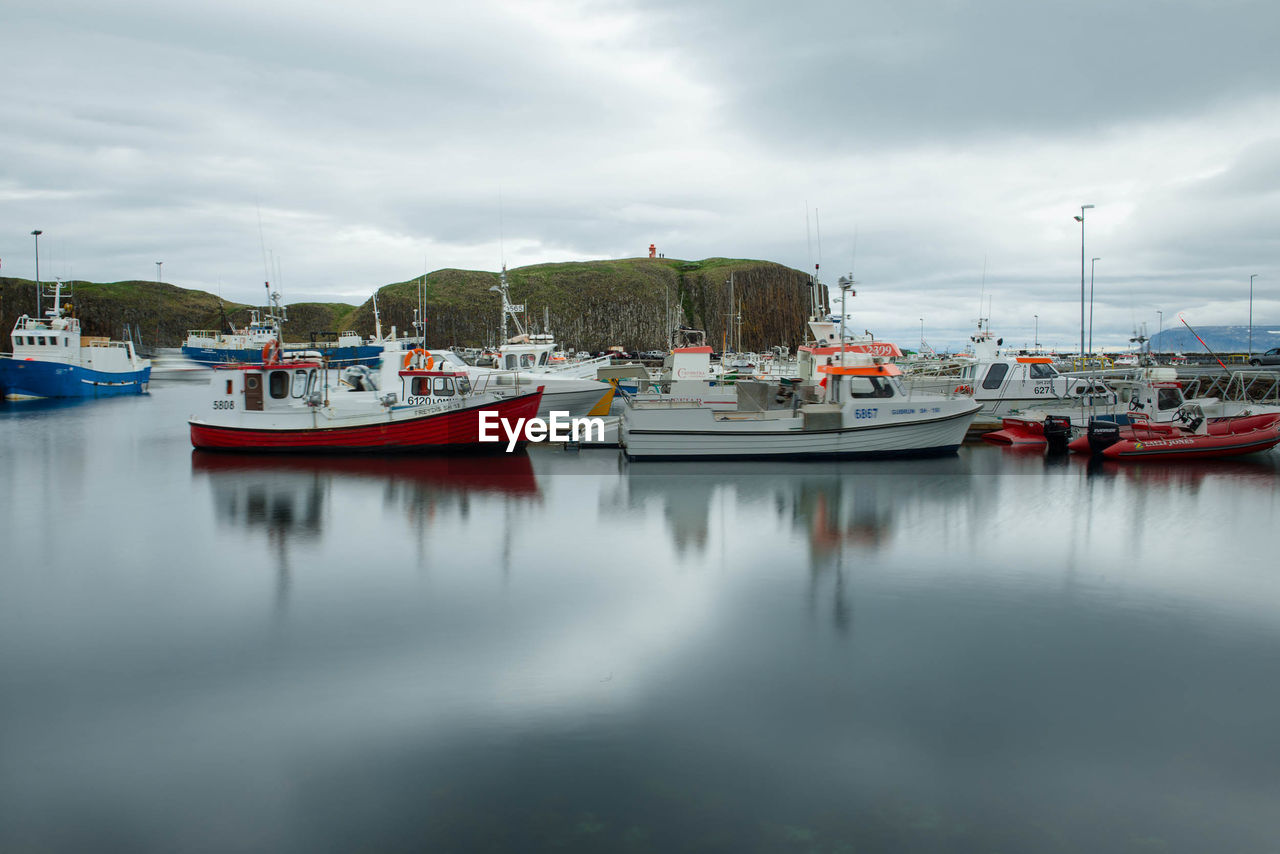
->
[3,0,1278,350]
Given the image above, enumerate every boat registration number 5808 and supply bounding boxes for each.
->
[853,408,878,419]
[212,400,235,410]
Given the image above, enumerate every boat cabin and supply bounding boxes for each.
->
[956,355,1087,400]
[1114,379,1185,417]
[499,333,558,370]
[10,314,82,361]
[398,370,472,407]
[817,360,905,403]
[798,343,904,385]
[215,363,323,411]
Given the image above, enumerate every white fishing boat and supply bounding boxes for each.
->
[901,320,1098,416]
[423,349,615,419]
[488,266,613,380]
[189,347,543,452]
[621,356,981,460]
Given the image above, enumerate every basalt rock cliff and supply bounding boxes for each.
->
[1,258,822,354]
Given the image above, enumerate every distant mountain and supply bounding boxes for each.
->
[1149,325,1280,355]
[2,257,819,354]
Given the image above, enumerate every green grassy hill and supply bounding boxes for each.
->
[2,257,820,354]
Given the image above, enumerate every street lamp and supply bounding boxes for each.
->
[1249,274,1258,356]
[1074,204,1095,362]
[1157,310,1163,351]
[919,317,924,350]
[31,229,43,315]
[1088,257,1100,362]
[1034,314,1039,349]
[156,261,163,284]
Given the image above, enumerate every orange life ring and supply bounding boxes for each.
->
[953,384,974,395]
[402,348,433,371]
[261,339,281,365]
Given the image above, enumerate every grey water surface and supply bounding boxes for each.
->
[2,381,1279,853]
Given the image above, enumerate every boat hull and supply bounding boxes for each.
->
[622,407,978,460]
[181,343,382,367]
[0,358,150,400]
[189,390,543,452]
[1100,418,1280,460]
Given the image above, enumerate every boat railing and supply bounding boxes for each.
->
[1180,369,1280,403]
[468,371,538,396]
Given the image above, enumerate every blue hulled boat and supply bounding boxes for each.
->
[0,281,150,400]
[181,290,381,368]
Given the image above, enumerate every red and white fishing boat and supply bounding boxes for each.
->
[1068,410,1280,461]
[189,352,543,452]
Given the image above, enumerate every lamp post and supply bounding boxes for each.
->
[1074,204,1094,363]
[31,229,43,315]
[156,261,162,284]
[1157,310,1163,355]
[1249,274,1258,356]
[1088,257,1100,362]
[919,317,924,351]
[1034,314,1039,349]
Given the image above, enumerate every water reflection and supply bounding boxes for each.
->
[191,452,541,608]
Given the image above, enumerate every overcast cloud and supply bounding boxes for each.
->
[3,0,1278,349]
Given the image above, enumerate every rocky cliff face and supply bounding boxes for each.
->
[352,258,823,353]
[2,258,822,354]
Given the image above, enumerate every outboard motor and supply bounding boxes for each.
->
[1043,415,1072,455]
[1086,418,1122,455]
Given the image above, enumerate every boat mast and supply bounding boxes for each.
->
[491,265,527,343]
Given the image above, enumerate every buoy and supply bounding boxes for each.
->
[261,339,281,364]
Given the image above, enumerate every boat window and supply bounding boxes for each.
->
[27,336,36,345]
[411,377,429,396]
[539,351,549,366]
[505,355,517,369]
[1156,387,1182,410]
[848,376,895,398]
[65,338,70,347]
[982,363,1009,389]
[291,370,308,397]
[269,370,289,399]
[225,379,234,395]
[521,354,536,368]
[456,377,471,395]
[1029,363,1056,379]
[37,336,46,346]
[433,377,454,396]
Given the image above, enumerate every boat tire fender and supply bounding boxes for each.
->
[954,384,973,395]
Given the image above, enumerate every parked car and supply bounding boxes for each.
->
[1249,347,1280,366]
[640,350,665,360]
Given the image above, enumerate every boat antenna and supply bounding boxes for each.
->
[805,202,813,274]
[850,225,858,277]
[256,204,271,286]
[814,208,823,274]
[1177,313,1229,371]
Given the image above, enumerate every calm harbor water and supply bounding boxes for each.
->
[2,380,1280,852]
